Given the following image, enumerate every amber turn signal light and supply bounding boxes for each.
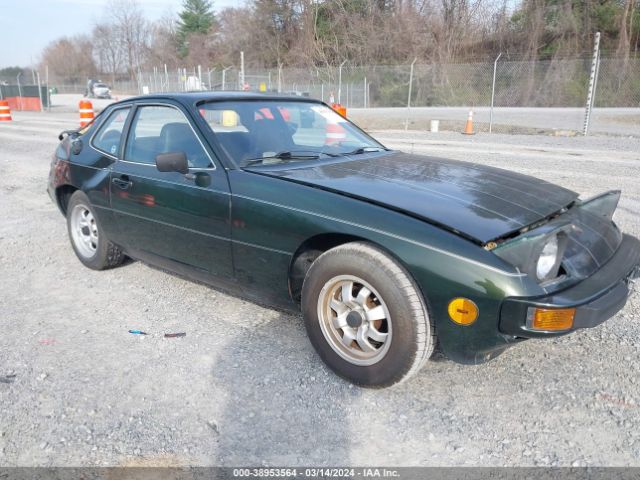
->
[448,298,479,325]
[527,307,575,331]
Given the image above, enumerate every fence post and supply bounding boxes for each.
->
[277,63,282,93]
[16,73,22,111]
[221,67,228,90]
[240,51,245,89]
[338,60,347,104]
[405,58,417,130]
[367,82,371,108]
[164,64,168,92]
[37,71,43,112]
[489,52,502,133]
[46,65,50,111]
[364,77,367,108]
[583,32,601,136]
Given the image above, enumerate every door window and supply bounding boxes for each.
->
[92,107,130,157]
[124,105,213,168]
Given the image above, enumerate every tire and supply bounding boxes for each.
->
[66,191,124,270]
[301,242,435,388]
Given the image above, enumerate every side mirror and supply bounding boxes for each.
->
[156,152,189,174]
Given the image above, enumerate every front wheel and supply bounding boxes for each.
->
[301,242,435,388]
[66,191,124,270]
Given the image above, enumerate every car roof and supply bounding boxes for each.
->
[115,91,325,107]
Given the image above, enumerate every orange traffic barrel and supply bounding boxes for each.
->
[0,100,12,121]
[331,103,347,118]
[79,99,94,127]
[463,110,474,135]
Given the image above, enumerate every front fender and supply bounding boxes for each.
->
[229,170,539,363]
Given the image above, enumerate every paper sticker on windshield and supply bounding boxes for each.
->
[311,105,346,123]
[110,145,117,154]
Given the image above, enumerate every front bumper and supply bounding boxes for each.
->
[500,234,640,338]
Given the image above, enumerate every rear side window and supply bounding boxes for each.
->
[124,105,212,168]
[92,107,130,156]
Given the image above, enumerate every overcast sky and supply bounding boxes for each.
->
[0,0,241,67]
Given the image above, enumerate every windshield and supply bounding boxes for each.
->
[198,100,385,167]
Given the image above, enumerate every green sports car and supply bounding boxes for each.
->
[48,93,640,387]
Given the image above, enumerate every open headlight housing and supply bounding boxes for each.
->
[492,191,622,286]
[536,234,560,281]
[493,226,569,284]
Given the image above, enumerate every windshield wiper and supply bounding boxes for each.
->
[341,146,386,156]
[244,150,338,167]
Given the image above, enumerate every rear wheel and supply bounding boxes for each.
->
[66,191,124,270]
[301,242,435,387]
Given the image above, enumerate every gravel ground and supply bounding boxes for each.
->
[1,112,639,467]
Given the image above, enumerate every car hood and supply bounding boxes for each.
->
[256,151,578,244]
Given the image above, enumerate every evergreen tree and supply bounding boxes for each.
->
[177,0,216,57]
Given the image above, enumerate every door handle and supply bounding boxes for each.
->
[112,176,132,190]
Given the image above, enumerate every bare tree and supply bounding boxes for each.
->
[617,0,634,59]
[92,23,123,85]
[40,0,640,84]
[39,35,97,83]
[148,14,181,68]
[106,0,150,78]
[214,7,257,66]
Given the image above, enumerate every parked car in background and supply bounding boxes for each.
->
[85,79,111,99]
[48,92,640,387]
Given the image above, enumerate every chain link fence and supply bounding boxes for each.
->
[16,56,640,136]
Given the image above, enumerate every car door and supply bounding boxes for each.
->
[86,105,132,240]
[109,102,233,278]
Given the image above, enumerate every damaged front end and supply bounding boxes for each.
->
[492,190,640,337]
[490,190,623,293]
